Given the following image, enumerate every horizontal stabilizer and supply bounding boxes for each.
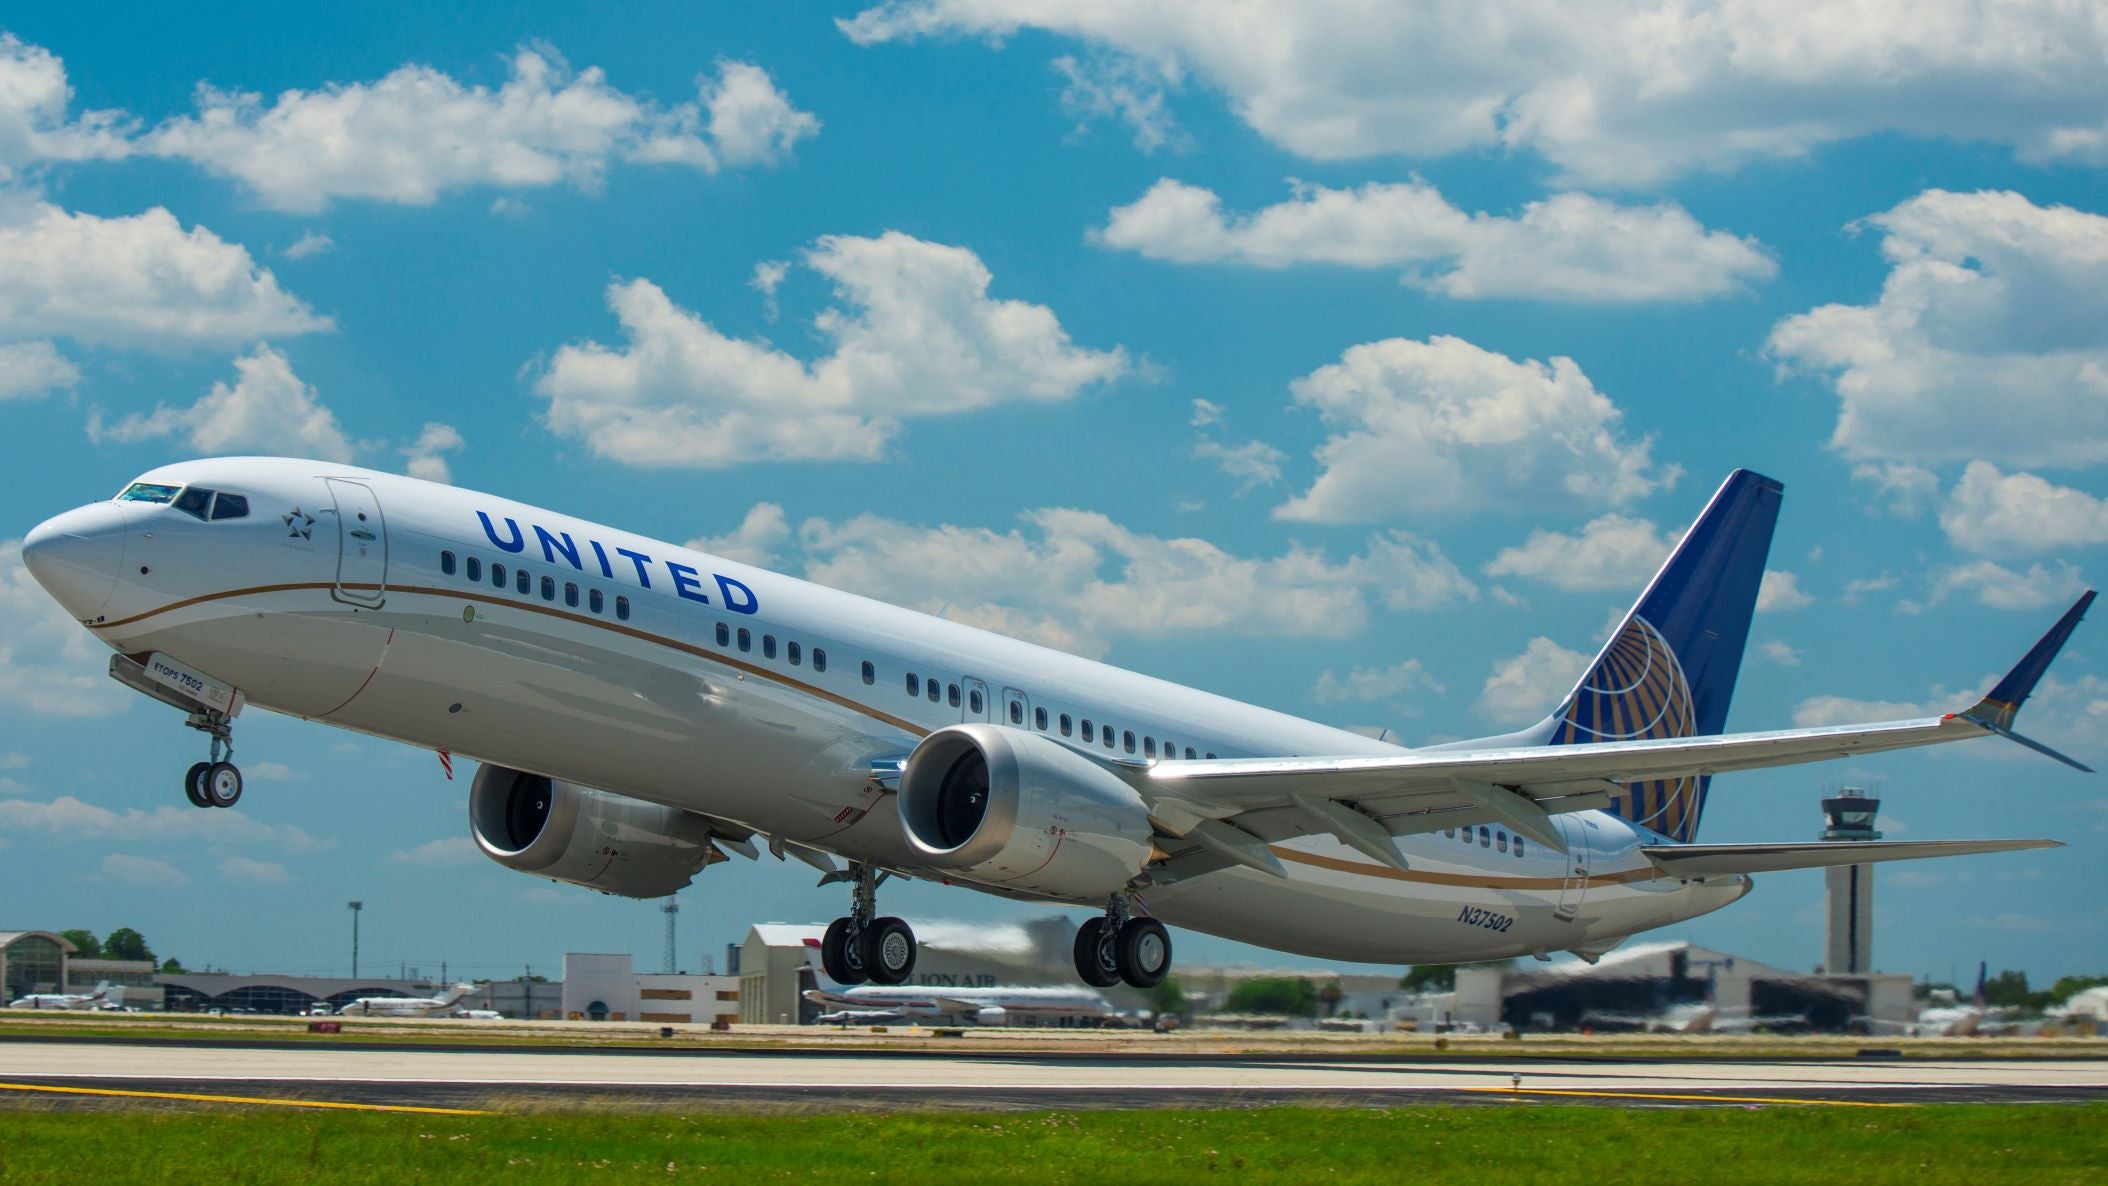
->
[1641,838,2062,876]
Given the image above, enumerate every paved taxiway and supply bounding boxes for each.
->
[2,1041,2102,1112]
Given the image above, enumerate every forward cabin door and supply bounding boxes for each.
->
[325,478,388,608]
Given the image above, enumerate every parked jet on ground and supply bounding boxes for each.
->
[7,981,115,1010]
[805,984,1113,1026]
[22,460,2087,991]
[337,982,478,1017]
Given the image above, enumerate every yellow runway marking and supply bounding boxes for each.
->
[0,1080,489,1116]
[1461,1086,1910,1108]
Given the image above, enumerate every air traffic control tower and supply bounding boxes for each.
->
[1820,788,1880,975]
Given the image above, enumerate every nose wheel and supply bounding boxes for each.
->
[1074,895,1171,988]
[818,863,917,986]
[180,711,243,809]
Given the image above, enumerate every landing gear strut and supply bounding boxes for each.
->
[181,710,242,809]
[1073,892,1172,989]
[819,863,917,986]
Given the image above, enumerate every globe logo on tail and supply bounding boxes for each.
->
[1554,615,1703,841]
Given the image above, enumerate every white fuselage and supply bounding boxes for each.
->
[29,459,1750,966]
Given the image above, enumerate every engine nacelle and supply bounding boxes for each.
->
[469,764,720,899]
[899,724,1154,900]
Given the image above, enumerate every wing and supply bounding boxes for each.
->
[1639,838,2062,876]
[1142,593,2093,873]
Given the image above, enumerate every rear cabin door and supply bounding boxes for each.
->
[325,478,387,607]
[1554,816,1592,921]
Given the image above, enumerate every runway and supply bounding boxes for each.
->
[2,1040,2102,1112]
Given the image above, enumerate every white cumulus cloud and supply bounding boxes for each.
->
[389,836,479,866]
[140,50,816,212]
[1940,461,2108,558]
[0,340,77,400]
[842,1,2108,186]
[1096,178,1774,302]
[92,346,354,461]
[1274,336,1669,522]
[219,856,289,882]
[772,505,1476,657]
[1757,569,1814,612]
[0,34,132,179]
[1311,659,1441,705]
[536,232,1128,467]
[1484,513,1677,592]
[1768,190,2108,467]
[0,538,130,716]
[100,853,188,888]
[0,201,329,350]
[1477,637,1588,727]
[402,422,465,483]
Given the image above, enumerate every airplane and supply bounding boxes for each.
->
[7,981,115,1010]
[19,459,2088,992]
[336,982,478,1017]
[804,983,1113,1027]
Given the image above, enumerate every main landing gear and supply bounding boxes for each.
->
[1073,893,1172,989]
[819,863,917,986]
[180,709,243,810]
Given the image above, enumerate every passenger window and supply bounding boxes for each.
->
[1035,707,1048,730]
[949,684,961,708]
[466,557,482,582]
[616,595,630,621]
[1103,726,1114,747]
[1497,832,1509,853]
[1205,752,1217,760]
[862,661,875,685]
[541,575,555,601]
[1060,714,1073,737]
[1184,747,1197,760]
[788,641,801,666]
[1009,700,1024,725]
[1443,828,1455,839]
[716,623,730,647]
[763,635,777,659]
[208,493,249,521]
[173,487,212,519]
[492,563,507,588]
[1479,827,1491,848]
[1143,737,1156,758]
[1123,731,1136,753]
[1514,837,1526,858]
[907,674,919,696]
[589,588,604,614]
[1080,718,1093,739]
[738,628,751,653]
[927,681,940,703]
[564,582,579,608]
[813,649,826,673]
[441,551,457,576]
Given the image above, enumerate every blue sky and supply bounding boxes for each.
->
[3,3,2105,988]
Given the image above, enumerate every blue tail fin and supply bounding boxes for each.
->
[1546,470,1784,843]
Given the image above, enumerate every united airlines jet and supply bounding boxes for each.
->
[21,460,2085,990]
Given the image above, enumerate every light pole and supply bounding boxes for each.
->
[347,901,362,978]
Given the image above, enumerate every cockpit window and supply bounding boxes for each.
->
[209,493,250,521]
[118,482,181,504]
[172,487,212,520]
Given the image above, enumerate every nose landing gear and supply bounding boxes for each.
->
[181,711,242,809]
[1074,893,1171,988]
[819,863,917,986]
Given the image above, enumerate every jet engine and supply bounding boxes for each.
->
[469,764,723,898]
[899,724,1154,900]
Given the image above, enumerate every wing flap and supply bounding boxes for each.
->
[1640,838,2062,876]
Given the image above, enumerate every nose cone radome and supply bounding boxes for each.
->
[22,502,128,619]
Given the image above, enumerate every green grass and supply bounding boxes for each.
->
[0,1105,2100,1185]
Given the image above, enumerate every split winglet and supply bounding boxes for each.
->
[1955,589,2096,772]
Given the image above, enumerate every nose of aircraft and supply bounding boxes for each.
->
[22,501,129,619]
